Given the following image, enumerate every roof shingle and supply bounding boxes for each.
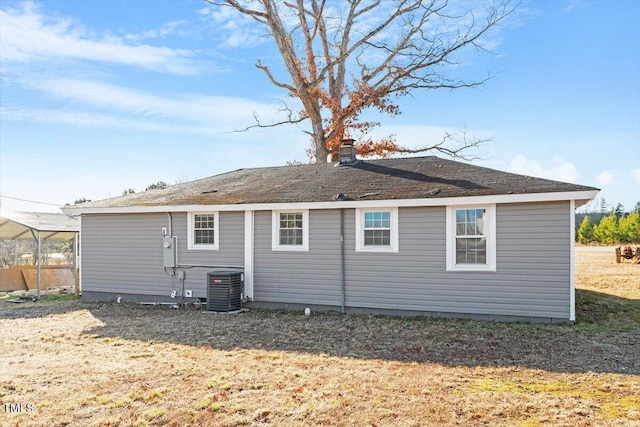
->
[74,156,598,208]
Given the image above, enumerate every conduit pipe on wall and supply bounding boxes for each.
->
[340,208,346,314]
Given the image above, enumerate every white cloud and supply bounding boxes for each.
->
[1,85,305,137]
[595,171,616,186]
[0,2,201,75]
[631,169,640,184]
[124,20,189,43]
[199,5,267,48]
[0,106,212,135]
[509,154,578,183]
[19,78,294,128]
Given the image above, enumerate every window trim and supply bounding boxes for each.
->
[272,210,309,251]
[187,211,219,250]
[446,204,496,271]
[355,207,399,253]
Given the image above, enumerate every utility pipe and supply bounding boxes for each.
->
[340,208,346,314]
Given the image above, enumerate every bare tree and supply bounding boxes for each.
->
[206,0,517,162]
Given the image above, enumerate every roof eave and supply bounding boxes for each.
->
[61,189,600,215]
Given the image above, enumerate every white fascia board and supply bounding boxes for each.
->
[569,199,576,321]
[60,190,599,215]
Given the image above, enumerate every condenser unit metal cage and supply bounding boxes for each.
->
[206,270,244,312]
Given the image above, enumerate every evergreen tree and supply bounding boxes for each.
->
[619,211,640,244]
[613,203,625,219]
[594,214,619,244]
[577,216,595,244]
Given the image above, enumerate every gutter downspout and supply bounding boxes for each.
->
[340,208,346,314]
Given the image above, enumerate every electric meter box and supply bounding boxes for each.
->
[162,236,177,268]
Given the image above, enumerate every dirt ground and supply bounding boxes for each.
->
[1,246,638,426]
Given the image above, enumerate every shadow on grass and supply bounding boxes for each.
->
[0,294,82,319]
[3,291,638,375]
[77,290,640,375]
[575,289,640,327]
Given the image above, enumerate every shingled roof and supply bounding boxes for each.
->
[70,156,598,209]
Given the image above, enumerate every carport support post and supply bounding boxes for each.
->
[73,232,79,297]
[29,228,42,300]
[36,231,41,300]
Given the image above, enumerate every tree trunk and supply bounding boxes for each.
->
[313,133,328,163]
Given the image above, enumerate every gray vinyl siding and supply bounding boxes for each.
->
[173,211,244,297]
[81,212,244,299]
[253,210,342,306]
[82,201,571,320]
[342,202,571,319]
[251,202,571,319]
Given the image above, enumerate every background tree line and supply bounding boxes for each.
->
[577,199,640,244]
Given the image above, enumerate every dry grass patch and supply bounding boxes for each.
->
[576,246,640,299]
[1,246,638,426]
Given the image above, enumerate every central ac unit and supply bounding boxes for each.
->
[206,270,243,312]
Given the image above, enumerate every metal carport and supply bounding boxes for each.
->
[0,209,79,299]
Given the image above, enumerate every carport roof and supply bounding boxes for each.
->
[0,210,79,241]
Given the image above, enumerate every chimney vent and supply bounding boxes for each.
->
[338,138,357,165]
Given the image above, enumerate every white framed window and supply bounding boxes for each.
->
[446,205,496,271]
[272,210,309,251]
[355,208,399,252]
[187,212,219,250]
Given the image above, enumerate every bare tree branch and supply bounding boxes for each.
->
[255,60,297,92]
[207,0,519,162]
[223,101,308,133]
[395,130,490,161]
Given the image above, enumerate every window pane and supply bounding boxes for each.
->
[477,212,485,235]
[472,222,480,235]
[280,228,303,245]
[456,237,468,263]
[279,212,303,246]
[455,209,486,237]
[464,222,472,236]
[365,211,391,228]
[364,212,374,228]
[363,211,392,246]
[364,229,390,246]
[194,214,215,245]
[455,237,486,264]
[195,229,215,244]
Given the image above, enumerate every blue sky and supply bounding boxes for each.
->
[1,0,639,213]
